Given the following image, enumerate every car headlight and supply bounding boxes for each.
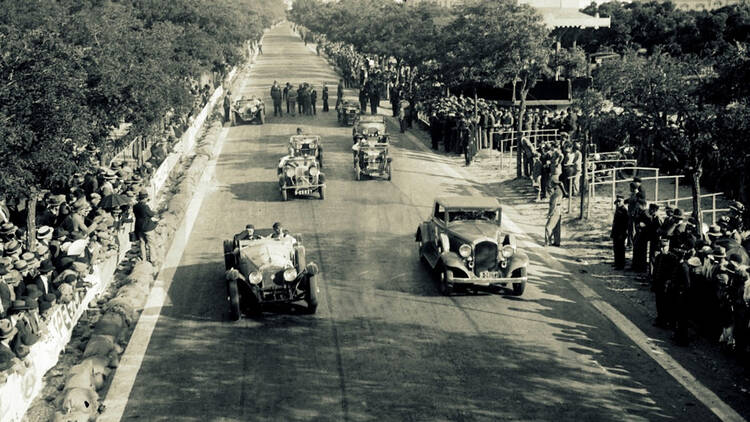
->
[309,167,320,177]
[283,267,298,282]
[284,167,295,178]
[249,271,263,285]
[501,245,515,258]
[459,244,472,258]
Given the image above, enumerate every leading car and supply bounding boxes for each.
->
[415,197,529,295]
[223,229,320,319]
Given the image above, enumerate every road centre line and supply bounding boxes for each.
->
[396,126,745,422]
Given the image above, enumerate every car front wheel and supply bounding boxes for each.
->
[227,279,241,321]
[511,267,526,296]
[438,268,454,296]
[305,275,319,314]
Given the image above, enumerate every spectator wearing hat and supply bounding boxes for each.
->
[544,175,566,247]
[0,223,16,243]
[651,240,675,329]
[0,318,18,371]
[0,267,12,318]
[4,240,21,259]
[29,259,56,296]
[38,293,55,319]
[726,254,750,353]
[706,224,723,245]
[645,203,663,275]
[133,192,158,263]
[611,195,630,270]
[9,298,40,358]
[669,250,696,346]
[631,199,650,273]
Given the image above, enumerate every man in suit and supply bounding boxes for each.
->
[544,175,566,247]
[270,81,283,117]
[611,195,629,270]
[223,90,232,124]
[133,192,158,263]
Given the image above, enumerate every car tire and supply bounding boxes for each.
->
[246,285,262,317]
[318,153,323,169]
[259,110,265,124]
[223,240,235,270]
[386,163,392,181]
[305,274,319,314]
[511,267,527,296]
[227,279,241,321]
[281,189,288,201]
[354,163,361,181]
[295,245,306,272]
[230,114,236,127]
[439,268,454,296]
[319,186,325,200]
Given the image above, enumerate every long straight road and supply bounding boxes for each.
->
[109,25,720,421]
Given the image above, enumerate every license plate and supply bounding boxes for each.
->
[480,271,497,279]
[295,189,311,195]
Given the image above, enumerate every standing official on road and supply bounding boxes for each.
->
[133,192,158,263]
[284,82,290,114]
[322,85,329,112]
[270,81,283,117]
[223,90,232,124]
[310,86,318,115]
[545,175,566,247]
[337,79,344,110]
[287,85,297,117]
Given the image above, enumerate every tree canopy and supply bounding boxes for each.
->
[0,0,284,200]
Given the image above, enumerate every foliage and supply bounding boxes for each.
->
[0,0,284,200]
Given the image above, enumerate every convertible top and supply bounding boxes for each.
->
[436,196,501,210]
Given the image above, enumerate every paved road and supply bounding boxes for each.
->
[116,25,719,421]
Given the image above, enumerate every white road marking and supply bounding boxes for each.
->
[398,128,746,422]
[99,127,230,422]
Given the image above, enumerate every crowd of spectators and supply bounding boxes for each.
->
[611,179,750,350]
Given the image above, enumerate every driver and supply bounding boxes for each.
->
[234,224,259,243]
[271,222,286,239]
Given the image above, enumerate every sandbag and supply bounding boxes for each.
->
[82,334,121,360]
[103,297,138,326]
[53,410,95,422]
[93,312,127,338]
[64,370,95,392]
[58,387,99,415]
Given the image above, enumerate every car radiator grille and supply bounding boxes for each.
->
[474,241,498,275]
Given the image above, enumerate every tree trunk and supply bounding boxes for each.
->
[690,165,703,230]
[516,78,528,179]
[26,194,37,252]
[580,128,590,219]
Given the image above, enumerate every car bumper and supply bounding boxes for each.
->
[281,184,325,195]
[451,276,527,287]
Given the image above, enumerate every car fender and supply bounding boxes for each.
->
[415,222,430,242]
[438,251,472,279]
[507,250,529,274]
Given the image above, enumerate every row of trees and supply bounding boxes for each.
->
[0,0,284,207]
[290,0,750,227]
[289,0,552,177]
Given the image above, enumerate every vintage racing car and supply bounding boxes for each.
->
[352,134,391,181]
[231,95,265,125]
[352,114,388,144]
[415,197,529,295]
[223,229,319,319]
[287,134,323,168]
[278,145,326,201]
[337,100,360,126]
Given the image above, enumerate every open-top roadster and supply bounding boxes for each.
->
[352,115,388,144]
[288,134,323,168]
[223,229,320,319]
[352,134,391,181]
[337,100,360,126]
[415,197,529,296]
[231,95,265,125]
[278,144,326,201]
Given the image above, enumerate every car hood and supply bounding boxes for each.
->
[238,238,294,276]
[446,221,500,242]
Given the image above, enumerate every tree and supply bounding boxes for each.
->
[442,0,550,178]
[573,89,607,219]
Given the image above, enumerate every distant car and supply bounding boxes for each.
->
[231,96,265,125]
[352,134,391,181]
[352,115,388,144]
[278,143,326,201]
[287,134,323,168]
[223,229,319,319]
[415,197,529,295]
[337,100,360,126]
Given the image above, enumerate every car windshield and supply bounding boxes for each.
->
[447,210,498,222]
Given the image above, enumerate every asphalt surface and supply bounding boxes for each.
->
[116,25,720,422]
